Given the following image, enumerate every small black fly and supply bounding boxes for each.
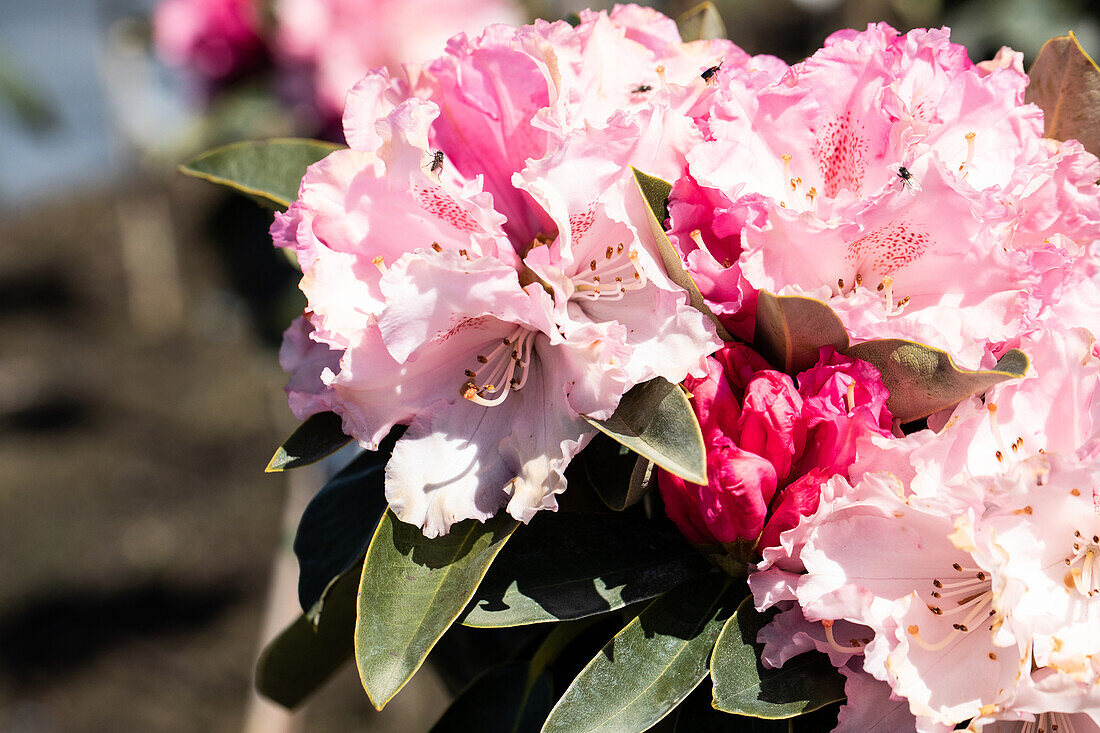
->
[632,84,653,94]
[894,164,922,194]
[429,150,445,175]
[701,61,723,85]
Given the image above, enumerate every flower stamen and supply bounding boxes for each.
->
[572,243,647,301]
[822,620,866,654]
[959,131,976,178]
[1064,530,1100,597]
[914,563,995,650]
[462,326,535,407]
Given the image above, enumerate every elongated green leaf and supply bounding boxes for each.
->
[586,377,707,486]
[294,451,387,615]
[266,411,351,472]
[430,662,554,733]
[582,433,651,511]
[676,3,727,42]
[180,138,343,210]
[845,340,1028,423]
[462,512,713,627]
[632,168,732,341]
[711,597,845,718]
[541,573,744,733]
[1025,32,1100,157]
[754,292,850,375]
[255,566,357,709]
[356,510,519,709]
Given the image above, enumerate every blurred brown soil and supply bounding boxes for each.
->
[0,178,447,732]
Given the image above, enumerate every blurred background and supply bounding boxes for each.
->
[2,0,1098,731]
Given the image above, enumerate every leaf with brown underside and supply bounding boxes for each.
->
[1026,32,1100,157]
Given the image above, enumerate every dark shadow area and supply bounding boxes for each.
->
[429,624,543,696]
[671,679,842,732]
[0,579,245,684]
[464,510,712,625]
[203,195,302,346]
[0,394,92,433]
[0,271,77,316]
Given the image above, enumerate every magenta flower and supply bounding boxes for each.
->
[658,345,892,549]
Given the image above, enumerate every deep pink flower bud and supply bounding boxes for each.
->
[659,436,777,545]
[659,344,892,553]
[682,355,743,447]
[757,468,829,550]
[738,370,805,481]
[796,347,893,477]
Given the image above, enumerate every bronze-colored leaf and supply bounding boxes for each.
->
[846,340,1028,423]
[1026,32,1100,157]
[753,292,850,375]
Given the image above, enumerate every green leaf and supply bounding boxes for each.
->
[179,138,344,210]
[711,597,845,718]
[356,510,519,709]
[255,566,357,709]
[1025,32,1100,157]
[266,411,351,472]
[676,3,727,42]
[461,512,713,628]
[632,168,732,341]
[754,292,850,375]
[541,573,744,733]
[582,433,651,511]
[294,449,389,615]
[585,377,707,486]
[430,662,554,733]
[845,340,1029,423]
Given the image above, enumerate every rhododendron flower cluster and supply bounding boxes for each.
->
[245,5,1100,729]
[699,25,1100,732]
[668,25,1100,365]
[275,6,773,536]
[751,330,1100,730]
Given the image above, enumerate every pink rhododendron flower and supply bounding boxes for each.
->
[658,345,892,549]
[755,470,1026,728]
[280,314,340,419]
[154,0,267,86]
[275,8,741,535]
[668,23,1100,369]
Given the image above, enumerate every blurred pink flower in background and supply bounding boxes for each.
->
[154,0,525,129]
[273,0,525,123]
[154,0,267,86]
